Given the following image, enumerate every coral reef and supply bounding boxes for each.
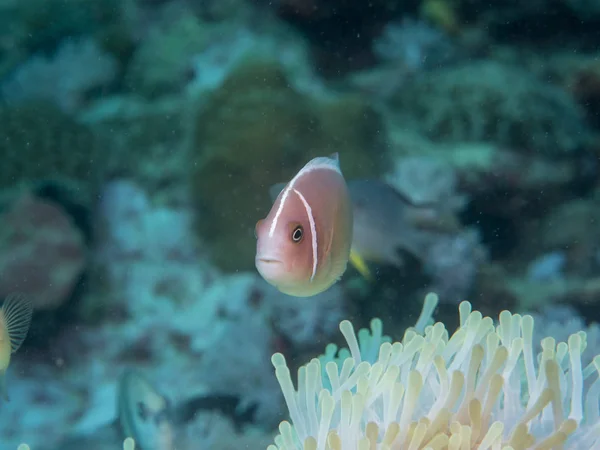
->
[0,180,297,449]
[9,0,122,52]
[384,155,466,212]
[1,37,118,113]
[79,95,188,201]
[537,197,600,275]
[124,13,211,97]
[372,18,456,70]
[391,61,589,155]
[196,309,282,425]
[0,102,109,203]
[3,0,600,447]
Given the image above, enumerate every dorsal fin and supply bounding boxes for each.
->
[303,153,341,172]
[2,293,33,353]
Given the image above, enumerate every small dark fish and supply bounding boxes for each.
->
[53,371,257,450]
[118,369,174,450]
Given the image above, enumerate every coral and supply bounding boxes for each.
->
[391,61,589,155]
[384,156,466,211]
[373,18,455,70]
[190,58,387,271]
[0,361,87,449]
[1,37,118,113]
[124,0,320,98]
[0,2,29,79]
[384,131,581,196]
[197,309,283,425]
[269,293,600,449]
[269,283,346,348]
[506,275,600,312]
[423,228,487,303]
[4,259,275,447]
[538,198,600,275]
[80,96,189,202]
[89,180,309,425]
[124,14,211,97]
[191,0,255,21]
[526,251,567,281]
[11,0,122,52]
[95,180,198,265]
[0,102,109,203]
[186,24,325,97]
[0,193,86,310]
[178,411,273,449]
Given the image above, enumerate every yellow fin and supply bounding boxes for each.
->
[349,249,374,282]
[2,293,33,353]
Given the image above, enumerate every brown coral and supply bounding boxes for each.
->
[0,193,86,311]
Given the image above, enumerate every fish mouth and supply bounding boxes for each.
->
[257,257,283,265]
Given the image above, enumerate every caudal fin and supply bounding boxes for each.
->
[2,293,33,353]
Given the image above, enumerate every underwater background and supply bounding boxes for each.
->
[1,0,600,448]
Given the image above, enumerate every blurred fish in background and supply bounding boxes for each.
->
[0,0,599,447]
[348,179,461,279]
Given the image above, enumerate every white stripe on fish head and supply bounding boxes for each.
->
[268,157,341,239]
[291,188,318,281]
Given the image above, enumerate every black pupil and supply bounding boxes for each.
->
[137,402,150,421]
[293,227,303,241]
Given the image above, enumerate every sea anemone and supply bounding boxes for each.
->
[268,293,600,450]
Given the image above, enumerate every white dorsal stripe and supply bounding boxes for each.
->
[292,188,318,281]
[267,156,341,238]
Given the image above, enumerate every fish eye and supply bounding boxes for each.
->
[291,225,303,243]
[137,402,150,422]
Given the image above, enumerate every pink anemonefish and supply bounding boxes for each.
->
[255,153,353,297]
